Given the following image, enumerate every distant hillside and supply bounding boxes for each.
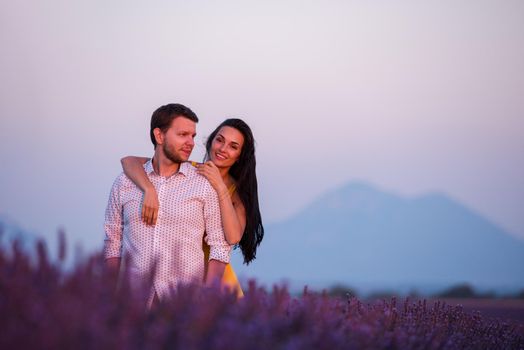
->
[232,182,524,293]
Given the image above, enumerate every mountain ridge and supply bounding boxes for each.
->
[232,181,524,292]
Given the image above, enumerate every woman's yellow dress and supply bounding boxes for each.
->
[202,185,244,298]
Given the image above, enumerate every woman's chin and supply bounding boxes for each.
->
[212,160,231,169]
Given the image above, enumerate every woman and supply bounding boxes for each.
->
[121,118,264,297]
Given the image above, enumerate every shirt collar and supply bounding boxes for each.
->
[146,158,191,177]
[178,161,192,176]
[144,159,155,175]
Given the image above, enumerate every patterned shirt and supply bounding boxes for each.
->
[104,160,231,301]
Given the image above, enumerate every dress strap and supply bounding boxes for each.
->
[228,184,236,196]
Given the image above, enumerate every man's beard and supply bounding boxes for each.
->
[163,142,186,164]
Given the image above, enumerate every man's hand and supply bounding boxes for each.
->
[105,257,121,290]
[205,259,227,286]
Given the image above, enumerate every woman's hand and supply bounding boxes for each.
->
[196,161,228,198]
[142,186,159,225]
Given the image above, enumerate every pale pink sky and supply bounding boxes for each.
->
[1,0,523,250]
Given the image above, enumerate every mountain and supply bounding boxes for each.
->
[231,182,524,293]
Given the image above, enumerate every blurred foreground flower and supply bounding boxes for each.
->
[0,232,522,349]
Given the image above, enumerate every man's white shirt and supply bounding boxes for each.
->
[104,160,231,300]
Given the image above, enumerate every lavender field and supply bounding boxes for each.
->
[1,236,523,349]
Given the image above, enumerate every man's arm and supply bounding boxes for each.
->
[206,259,227,286]
[103,175,124,289]
[203,183,232,285]
[105,257,121,285]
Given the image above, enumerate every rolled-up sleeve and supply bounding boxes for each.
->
[203,186,231,263]
[103,176,123,259]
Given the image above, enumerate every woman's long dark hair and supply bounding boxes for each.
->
[205,119,264,264]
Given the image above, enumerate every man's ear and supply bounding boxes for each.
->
[153,128,164,145]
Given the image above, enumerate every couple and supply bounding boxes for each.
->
[103,103,264,305]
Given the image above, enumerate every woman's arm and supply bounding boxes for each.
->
[120,156,158,225]
[196,162,246,245]
[218,190,246,245]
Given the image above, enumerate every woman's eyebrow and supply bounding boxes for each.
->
[217,132,240,146]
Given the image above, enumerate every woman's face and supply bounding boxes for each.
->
[209,126,244,168]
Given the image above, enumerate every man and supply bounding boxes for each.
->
[104,103,231,305]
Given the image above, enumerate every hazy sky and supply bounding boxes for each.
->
[1,0,523,252]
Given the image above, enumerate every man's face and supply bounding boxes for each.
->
[159,116,196,163]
